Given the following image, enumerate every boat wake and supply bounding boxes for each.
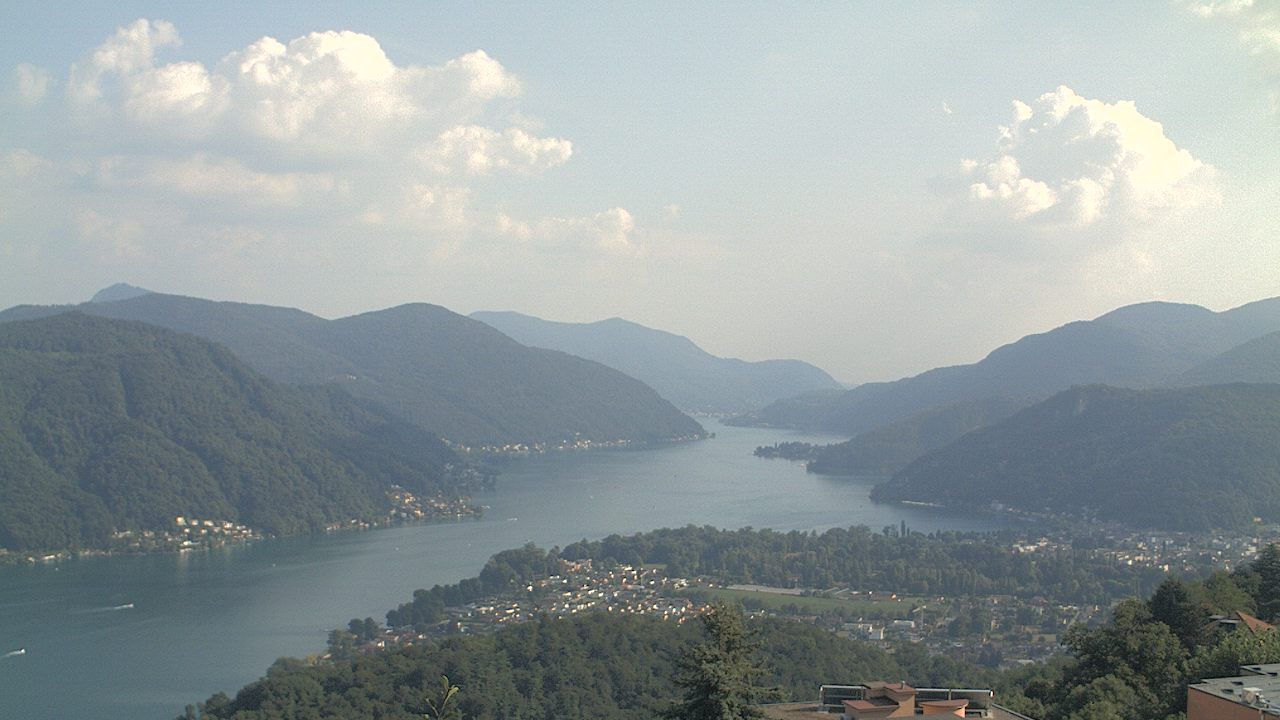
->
[74,602,136,614]
[2,649,25,659]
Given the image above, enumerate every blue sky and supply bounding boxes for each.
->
[2,2,1277,381]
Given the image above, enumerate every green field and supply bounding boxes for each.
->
[677,586,920,617]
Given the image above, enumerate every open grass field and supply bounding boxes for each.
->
[678,586,921,617]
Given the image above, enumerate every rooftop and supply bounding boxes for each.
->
[1189,663,1280,713]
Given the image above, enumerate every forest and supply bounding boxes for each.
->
[876,384,1280,530]
[0,313,464,551]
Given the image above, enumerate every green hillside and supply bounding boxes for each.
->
[1179,330,1280,386]
[0,313,460,552]
[873,384,1280,531]
[807,395,1033,475]
[0,292,705,447]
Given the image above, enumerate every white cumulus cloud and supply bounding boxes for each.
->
[498,207,638,254]
[962,85,1216,227]
[61,20,556,169]
[425,125,572,176]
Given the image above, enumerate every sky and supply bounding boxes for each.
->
[1,2,1278,383]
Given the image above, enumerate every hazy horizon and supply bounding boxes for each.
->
[3,2,1278,382]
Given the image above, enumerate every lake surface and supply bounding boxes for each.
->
[0,420,1010,720]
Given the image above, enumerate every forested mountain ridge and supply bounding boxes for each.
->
[806,395,1034,476]
[873,384,1280,531]
[0,291,705,447]
[734,297,1280,437]
[1179,330,1280,386]
[0,313,462,552]
[471,310,842,413]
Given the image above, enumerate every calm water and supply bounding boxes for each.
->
[0,420,1009,720]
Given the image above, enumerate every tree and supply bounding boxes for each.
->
[1189,629,1280,681]
[1056,600,1187,720]
[663,602,777,720]
[327,628,357,660]
[424,675,461,720]
[1148,578,1208,651]
[1255,543,1280,621]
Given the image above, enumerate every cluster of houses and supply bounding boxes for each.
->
[445,560,698,632]
[103,516,259,553]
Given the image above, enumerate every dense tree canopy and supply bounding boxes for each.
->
[876,384,1280,530]
[0,313,460,551]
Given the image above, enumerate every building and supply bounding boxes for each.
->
[1206,610,1276,638]
[1188,663,1280,719]
[758,682,1035,719]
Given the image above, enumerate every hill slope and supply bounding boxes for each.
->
[471,310,842,413]
[737,298,1280,436]
[1179,330,1280,385]
[0,293,705,447]
[0,313,461,551]
[872,384,1280,531]
[807,395,1033,476]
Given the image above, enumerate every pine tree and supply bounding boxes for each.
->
[1255,543,1280,622]
[663,602,776,720]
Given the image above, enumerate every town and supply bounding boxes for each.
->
[326,526,1280,674]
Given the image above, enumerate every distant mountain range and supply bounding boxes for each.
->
[0,313,461,551]
[734,298,1280,437]
[471,311,842,414]
[0,291,704,447]
[872,384,1280,531]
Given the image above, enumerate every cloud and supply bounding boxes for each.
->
[61,19,554,169]
[3,18,643,274]
[424,125,572,176]
[12,64,50,106]
[75,208,146,258]
[960,85,1216,228]
[497,207,638,253]
[92,154,341,207]
[1191,0,1280,112]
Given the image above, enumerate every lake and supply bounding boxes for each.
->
[0,420,1010,720]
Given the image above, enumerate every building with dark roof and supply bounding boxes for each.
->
[1188,663,1280,719]
[757,681,1036,719]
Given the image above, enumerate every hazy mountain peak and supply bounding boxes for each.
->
[471,310,841,413]
[1092,300,1213,326]
[739,294,1280,436]
[89,283,152,304]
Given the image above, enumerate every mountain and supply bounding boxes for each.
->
[806,395,1033,476]
[470,310,842,413]
[0,292,704,447]
[872,384,1280,531]
[0,313,461,552]
[89,283,152,304]
[1178,331,1280,386]
[736,298,1280,436]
